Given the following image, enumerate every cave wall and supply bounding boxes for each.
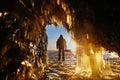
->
[0,12,48,80]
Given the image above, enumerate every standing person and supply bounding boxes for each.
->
[56,34,67,61]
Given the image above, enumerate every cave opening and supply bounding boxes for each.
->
[46,24,75,52]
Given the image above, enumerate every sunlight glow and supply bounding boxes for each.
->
[66,36,77,54]
[0,12,2,17]
[70,40,76,53]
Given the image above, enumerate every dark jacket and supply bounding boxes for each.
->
[56,37,66,50]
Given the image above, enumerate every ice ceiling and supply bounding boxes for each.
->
[0,0,120,55]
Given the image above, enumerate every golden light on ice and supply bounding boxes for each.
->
[57,0,60,5]
[75,66,81,73]
[0,12,2,17]
[61,2,66,11]
[66,14,72,28]
[21,60,32,67]
[4,12,8,15]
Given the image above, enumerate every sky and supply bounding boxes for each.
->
[46,24,75,51]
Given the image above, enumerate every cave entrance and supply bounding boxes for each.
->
[46,24,75,52]
[44,21,119,79]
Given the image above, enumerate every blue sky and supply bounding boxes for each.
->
[46,24,74,50]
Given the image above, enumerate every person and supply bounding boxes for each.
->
[56,34,67,61]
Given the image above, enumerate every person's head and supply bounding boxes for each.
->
[60,34,63,38]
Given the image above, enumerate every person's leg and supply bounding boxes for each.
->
[58,49,61,61]
[62,49,65,61]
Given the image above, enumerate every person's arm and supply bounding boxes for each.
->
[64,39,67,50]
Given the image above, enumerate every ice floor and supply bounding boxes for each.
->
[43,51,120,80]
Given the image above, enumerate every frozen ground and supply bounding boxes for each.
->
[42,50,120,80]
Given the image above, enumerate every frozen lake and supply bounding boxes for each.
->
[43,50,120,80]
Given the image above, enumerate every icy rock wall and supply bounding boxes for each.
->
[0,13,48,80]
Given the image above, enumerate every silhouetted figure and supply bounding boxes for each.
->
[56,34,67,61]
